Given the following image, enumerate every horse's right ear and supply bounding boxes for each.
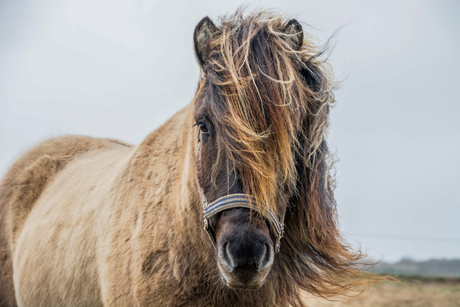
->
[194,17,218,72]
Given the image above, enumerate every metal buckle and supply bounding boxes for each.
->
[275,226,284,253]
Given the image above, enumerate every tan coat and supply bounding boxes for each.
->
[0,104,234,306]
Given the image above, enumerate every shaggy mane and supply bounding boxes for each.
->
[202,11,331,212]
[200,10,376,305]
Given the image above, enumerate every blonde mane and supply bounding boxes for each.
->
[200,11,334,213]
[196,10,375,302]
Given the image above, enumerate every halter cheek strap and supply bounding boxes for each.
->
[202,193,285,253]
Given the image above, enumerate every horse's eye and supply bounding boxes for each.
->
[198,122,209,135]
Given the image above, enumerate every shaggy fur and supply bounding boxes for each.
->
[0,10,372,307]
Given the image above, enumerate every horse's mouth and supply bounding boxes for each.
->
[225,280,263,290]
[219,268,266,291]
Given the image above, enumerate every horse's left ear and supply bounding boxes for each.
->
[194,17,218,72]
[284,19,303,50]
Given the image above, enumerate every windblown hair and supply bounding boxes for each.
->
[199,10,375,304]
[201,11,334,211]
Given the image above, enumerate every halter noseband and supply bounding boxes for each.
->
[202,193,284,253]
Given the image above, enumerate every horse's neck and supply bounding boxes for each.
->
[135,101,200,206]
[121,101,209,246]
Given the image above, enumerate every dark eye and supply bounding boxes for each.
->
[198,122,209,135]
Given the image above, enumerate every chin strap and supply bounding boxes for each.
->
[202,192,285,253]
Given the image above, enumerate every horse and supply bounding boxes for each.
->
[0,10,371,307]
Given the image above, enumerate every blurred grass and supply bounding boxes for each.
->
[302,276,460,307]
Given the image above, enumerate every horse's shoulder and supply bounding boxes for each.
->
[0,135,131,305]
[0,135,132,246]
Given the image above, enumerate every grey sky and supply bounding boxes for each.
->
[1,0,459,262]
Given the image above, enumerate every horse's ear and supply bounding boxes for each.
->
[194,17,218,72]
[284,19,303,50]
[300,60,324,93]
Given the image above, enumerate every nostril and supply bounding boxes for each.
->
[259,243,273,270]
[221,238,274,272]
[221,242,234,270]
[256,243,267,267]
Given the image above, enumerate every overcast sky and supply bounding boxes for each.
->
[1,0,459,262]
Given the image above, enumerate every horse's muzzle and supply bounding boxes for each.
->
[213,207,275,290]
[217,237,274,290]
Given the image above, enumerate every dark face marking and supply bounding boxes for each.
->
[194,83,276,289]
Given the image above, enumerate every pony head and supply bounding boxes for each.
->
[192,11,367,296]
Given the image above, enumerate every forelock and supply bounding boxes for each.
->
[200,10,335,212]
